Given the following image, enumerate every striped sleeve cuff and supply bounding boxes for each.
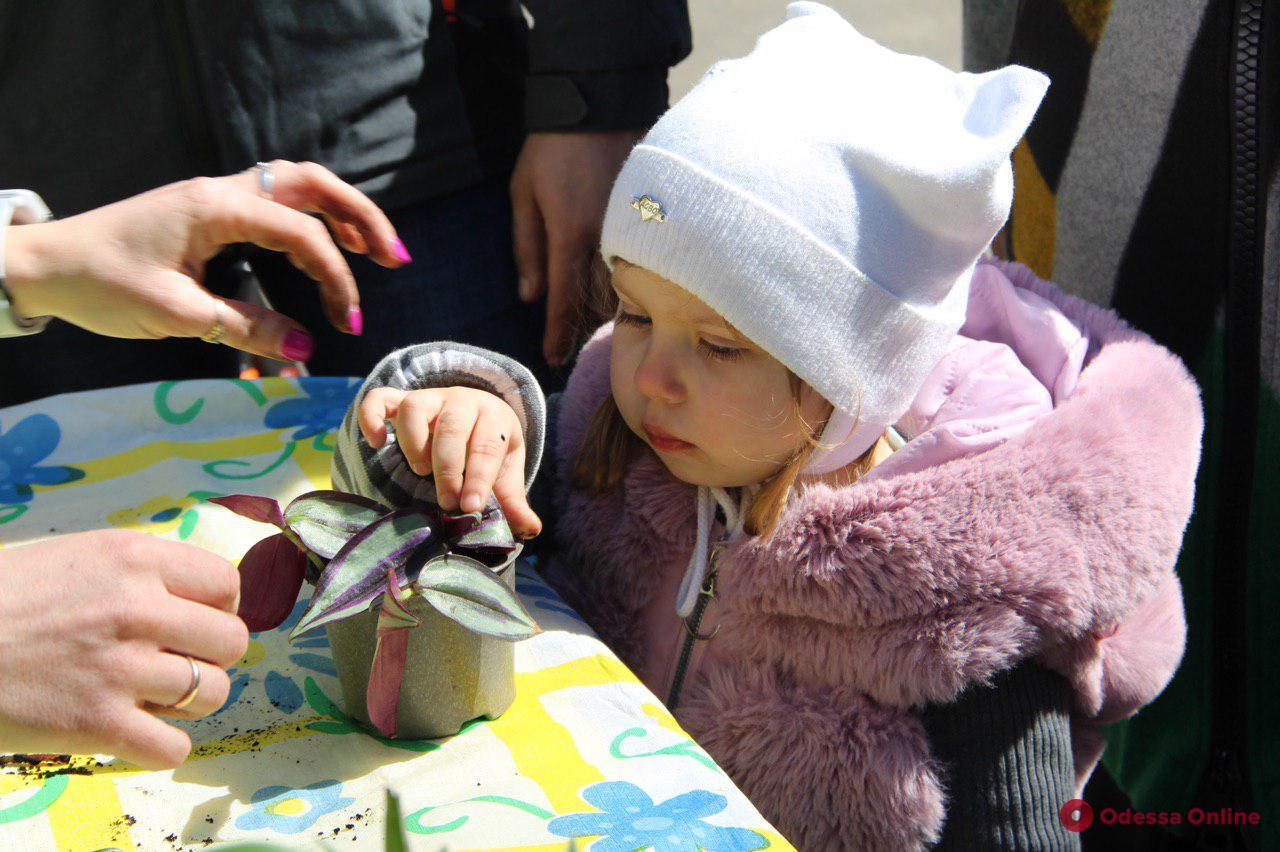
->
[330,342,546,510]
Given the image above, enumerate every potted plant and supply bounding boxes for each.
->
[211,490,539,739]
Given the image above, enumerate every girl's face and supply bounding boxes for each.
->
[609,262,828,487]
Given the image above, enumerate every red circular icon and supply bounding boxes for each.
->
[1059,799,1094,832]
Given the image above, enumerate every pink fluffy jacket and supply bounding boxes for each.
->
[546,259,1203,850]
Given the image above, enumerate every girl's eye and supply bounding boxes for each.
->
[698,338,746,362]
[615,310,651,328]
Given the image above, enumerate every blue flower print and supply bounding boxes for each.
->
[219,598,335,715]
[549,781,766,852]
[235,779,354,834]
[263,378,361,440]
[0,414,84,504]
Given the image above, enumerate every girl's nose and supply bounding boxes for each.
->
[633,345,686,404]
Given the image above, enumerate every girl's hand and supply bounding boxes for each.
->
[2,161,408,361]
[0,531,249,769]
[358,386,541,538]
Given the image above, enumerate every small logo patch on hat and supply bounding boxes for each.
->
[631,195,667,222]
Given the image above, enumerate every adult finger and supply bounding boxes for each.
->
[429,397,479,512]
[250,161,406,269]
[151,540,243,614]
[458,409,513,514]
[139,653,232,720]
[165,288,316,364]
[359,387,408,448]
[492,449,542,539]
[543,238,591,366]
[329,219,370,256]
[511,178,547,304]
[143,598,250,669]
[394,392,446,478]
[200,187,360,333]
[104,707,193,769]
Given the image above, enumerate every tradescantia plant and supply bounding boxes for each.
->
[210,490,540,737]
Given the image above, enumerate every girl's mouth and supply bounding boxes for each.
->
[643,422,695,453]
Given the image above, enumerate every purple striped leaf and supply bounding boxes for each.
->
[439,501,517,567]
[418,554,540,641]
[290,508,438,640]
[208,495,286,529]
[235,533,307,632]
[284,490,391,560]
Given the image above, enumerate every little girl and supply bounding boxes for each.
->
[332,5,1202,849]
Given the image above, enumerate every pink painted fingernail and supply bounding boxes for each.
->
[281,330,315,362]
[392,238,413,264]
[348,306,364,336]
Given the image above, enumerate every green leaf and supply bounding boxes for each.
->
[307,719,357,735]
[291,508,440,639]
[284,490,391,560]
[385,789,408,852]
[418,555,540,641]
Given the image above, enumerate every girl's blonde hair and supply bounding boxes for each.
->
[571,373,878,538]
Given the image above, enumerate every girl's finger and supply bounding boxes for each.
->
[139,653,232,720]
[394,391,446,478]
[359,387,408,448]
[429,398,480,512]
[458,409,513,514]
[492,448,542,539]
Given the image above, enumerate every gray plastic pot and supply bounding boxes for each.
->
[324,546,521,739]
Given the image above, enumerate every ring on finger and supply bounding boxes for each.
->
[200,301,227,345]
[167,656,201,711]
[247,161,276,199]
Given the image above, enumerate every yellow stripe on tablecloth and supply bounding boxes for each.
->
[488,654,640,815]
[47,774,132,852]
[67,433,288,487]
[517,653,640,694]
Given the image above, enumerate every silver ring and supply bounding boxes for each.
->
[251,161,276,198]
[200,301,227,345]
[169,656,201,711]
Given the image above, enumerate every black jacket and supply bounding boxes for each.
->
[0,0,692,216]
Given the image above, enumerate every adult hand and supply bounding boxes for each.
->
[0,531,248,769]
[510,131,640,366]
[3,161,410,362]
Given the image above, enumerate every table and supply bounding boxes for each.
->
[0,377,790,851]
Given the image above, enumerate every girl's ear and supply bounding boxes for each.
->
[796,381,834,439]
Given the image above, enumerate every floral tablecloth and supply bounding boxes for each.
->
[0,377,789,851]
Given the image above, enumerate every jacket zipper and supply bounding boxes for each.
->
[665,545,723,711]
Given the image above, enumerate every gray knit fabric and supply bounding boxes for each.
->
[330,342,546,509]
[922,661,1081,851]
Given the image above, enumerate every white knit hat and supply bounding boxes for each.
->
[600,1,1049,475]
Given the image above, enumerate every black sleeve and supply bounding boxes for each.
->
[522,391,561,556]
[920,661,1082,851]
[522,0,692,131]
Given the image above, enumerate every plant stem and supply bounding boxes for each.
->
[281,527,327,575]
